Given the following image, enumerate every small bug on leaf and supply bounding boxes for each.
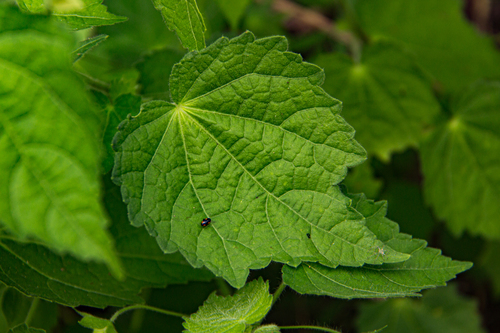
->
[201,218,211,227]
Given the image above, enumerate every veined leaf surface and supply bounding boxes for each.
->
[0,5,121,275]
[282,194,473,298]
[113,32,410,288]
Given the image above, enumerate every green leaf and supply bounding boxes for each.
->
[17,0,127,30]
[356,284,485,333]
[8,324,45,333]
[479,241,500,297]
[0,5,121,276]
[282,194,472,298]
[78,312,117,333]
[183,278,272,333]
[0,177,212,308]
[352,0,500,92]
[96,92,141,173]
[112,32,411,288]
[1,288,58,332]
[316,41,440,160]
[135,48,184,100]
[73,34,108,63]
[151,0,206,51]
[216,0,250,30]
[421,81,500,239]
[342,160,382,199]
[104,176,214,286]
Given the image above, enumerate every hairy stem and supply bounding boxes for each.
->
[272,281,286,306]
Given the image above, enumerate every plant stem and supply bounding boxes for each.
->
[272,281,286,306]
[110,304,188,323]
[265,0,363,62]
[280,325,341,333]
[25,298,40,325]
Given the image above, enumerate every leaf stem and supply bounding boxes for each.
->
[110,304,188,323]
[280,325,341,333]
[272,281,286,306]
[25,297,40,325]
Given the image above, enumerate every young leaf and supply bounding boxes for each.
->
[316,41,440,160]
[421,81,500,239]
[353,0,500,92]
[282,194,472,298]
[356,284,485,333]
[113,32,410,288]
[16,0,127,30]
[73,34,108,63]
[78,312,117,333]
[183,278,272,333]
[0,5,121,276]
[216,0,250,30]
[151,0,206,51]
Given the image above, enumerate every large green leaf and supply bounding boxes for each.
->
[113,32,411,288]
[356,284,485,333]
[16,0,127,30]
[183,278,272,333]
[421,81,500,239]
[0,5,121,275]
[352,0,500,92]
[282,194,472,298]
[0,177,212,308]
[151,0,206,51]
[316,41,440,160]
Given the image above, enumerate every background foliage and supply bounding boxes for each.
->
[0,0,499,332]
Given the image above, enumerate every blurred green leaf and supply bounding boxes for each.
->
[135,48,184,101]
[183,278,272,333]
[421,81,500,239]
[379,181,434,240]
[356,284,485,333]
[479,241,500,297]
[73,34,108,63]
[216,0,250,30]
[317,41,440,160]
[17,0,127,30]
[342,160,382,198]
[151,0,206,51]
[112,32,415,288]
[282,194,472,298]
[0,4,121,276]
[1,288,58,332]
[353,0,500,92]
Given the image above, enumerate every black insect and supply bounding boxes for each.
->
[306,233,311,239]
[201,218,212,227]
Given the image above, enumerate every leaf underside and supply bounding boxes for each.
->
[113,31,411,288]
